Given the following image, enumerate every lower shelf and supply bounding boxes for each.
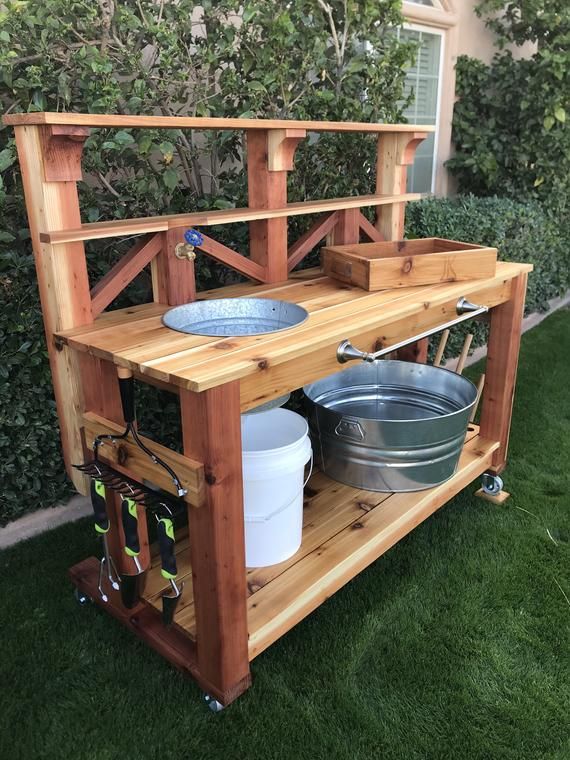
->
[141,425,499,660]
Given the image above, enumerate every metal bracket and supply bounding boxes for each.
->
[337,297,489,364]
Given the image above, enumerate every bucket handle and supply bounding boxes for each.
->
[245,452,314,524]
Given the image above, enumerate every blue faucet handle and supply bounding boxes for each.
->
[184,228,204,247]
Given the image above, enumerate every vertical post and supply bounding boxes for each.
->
[329,207,360,245]
[375,131,427,240]
[151,227,197,305]
[376,131,428,362]
[479,273,528,474]
[14,124,92,493]
[246,129,305,283]
[180,382,251,702]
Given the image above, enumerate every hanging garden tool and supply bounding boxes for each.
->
[74,368,187,511]
[74,367,188,608]
[119,493,145,608]
[156,513,183,627]
[89,472,120,603]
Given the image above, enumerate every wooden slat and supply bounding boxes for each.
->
[479,273,528,474]
[455,333,473,375]
[90,233,162,317]
[197,231,267,282]
[433,328,450,367]
[247,434,499,659]
[287,212,339,271]
[82,412,205,508]
[39,193,425,245]
[470,374,486,422]
[3,111,435,133]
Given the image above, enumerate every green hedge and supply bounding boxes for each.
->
[406,195,570,358]
[406,195,570,313]
[2,194,569,525]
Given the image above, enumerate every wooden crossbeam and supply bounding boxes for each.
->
[90,233,163,317]
[39,193,424,245]
[82,412,205,508]
[197,232,267,283]
[358,212,384,242]
[287,212,339,272]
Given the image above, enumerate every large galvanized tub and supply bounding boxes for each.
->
[303,360,478,493]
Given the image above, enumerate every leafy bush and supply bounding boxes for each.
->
[447,1,570,205]
[0,0,416,524]
[406,194,570,356]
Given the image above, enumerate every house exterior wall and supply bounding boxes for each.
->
[402,1,536,196]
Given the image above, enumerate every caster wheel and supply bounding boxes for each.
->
[73,587,92,606]
[204,694,225,713]
[481,473,503,496]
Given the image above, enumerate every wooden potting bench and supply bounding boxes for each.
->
[5,112,531,707]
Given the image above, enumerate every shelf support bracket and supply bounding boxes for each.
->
[39,125,90,182]
[267,128,306,171]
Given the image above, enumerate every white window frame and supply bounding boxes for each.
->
[407,0,444,8]
[401,21,445,194]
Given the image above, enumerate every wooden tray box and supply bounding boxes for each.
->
[322,238,497,291]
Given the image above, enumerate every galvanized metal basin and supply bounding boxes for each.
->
[303,361,477,493]
[162,298,308,337]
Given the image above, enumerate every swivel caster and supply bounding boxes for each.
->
[481,473,503,496]
[476,473,509,504]
[73,586,92,606]
[204,694,225,713]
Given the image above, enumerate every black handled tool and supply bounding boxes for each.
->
[121,497,142,572]
[120,496,144,609]
[157,517,183,626]
[90,478,120,602]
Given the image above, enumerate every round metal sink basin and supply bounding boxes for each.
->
[162,297,309,337]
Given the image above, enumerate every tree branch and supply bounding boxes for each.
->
[317,0,342,68]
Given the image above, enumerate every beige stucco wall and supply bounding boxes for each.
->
[402,0,536,196]
[455,0,535,64]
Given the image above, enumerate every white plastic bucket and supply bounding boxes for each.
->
[241,408,312,568]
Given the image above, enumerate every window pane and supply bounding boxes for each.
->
[399,28,442,193]
[407,0,439,7]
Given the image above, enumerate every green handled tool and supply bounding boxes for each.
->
[157,517,183,626]
[90,478,120,603]
[120,496,144,609]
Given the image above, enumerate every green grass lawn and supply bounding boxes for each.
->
[1,310,569,760]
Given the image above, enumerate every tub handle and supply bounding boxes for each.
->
[335,417,365,442]
[337,298,488,364]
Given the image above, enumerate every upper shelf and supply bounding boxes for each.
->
[3,111,436,133]
[40,192,424,244]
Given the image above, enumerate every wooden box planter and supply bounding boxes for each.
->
[322,238,497,291]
